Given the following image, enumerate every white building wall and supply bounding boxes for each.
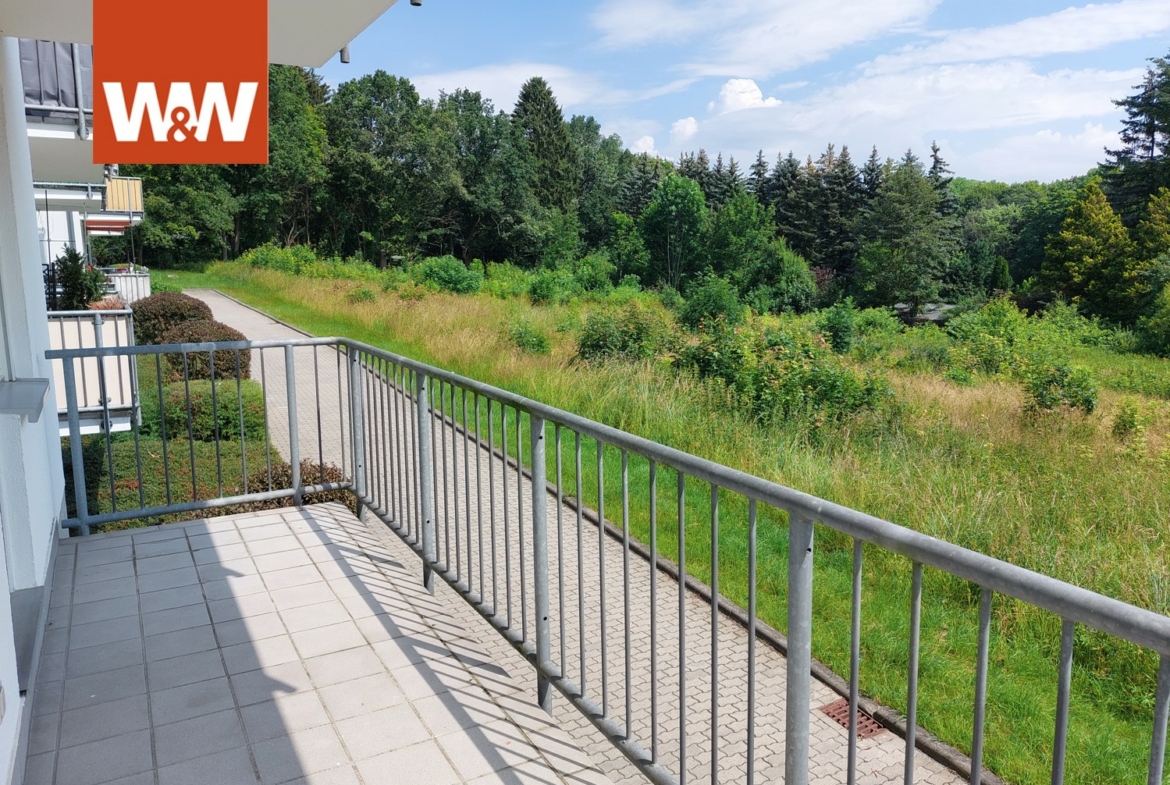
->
[35,209,85,267]
[0,34,70,784]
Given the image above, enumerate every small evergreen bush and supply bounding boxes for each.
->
[143,380,267,443]
[818,298,858,354]
[509,320,551,355]
[1022,362,1098,414]
[577,302,675,362]
[133,292,213,345]
[346,286,377,304]
[413,255,483,294]
[680,274,743,330]
[159,320,250,381]
[55,248,106,310]
[483,262,531,299]
[528,268,577,305]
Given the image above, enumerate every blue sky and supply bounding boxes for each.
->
[317,0,1170,183]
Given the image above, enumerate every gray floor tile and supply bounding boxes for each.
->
[203,573,268,601]
[55,729,153,785]
[279,601,353,634]
[194,542,250,564]
[134,537,190,558]
[138,566,199,593]
[318,673,404,720]
[214,612,287,648]
[59,694,150,748]
[22,752,55,785]
[302,646,384,688]
[290,622,366,659]
[158,746,260,785]
[27,710,60,756]
[142,603,212,637]
[335,703,431,760]
[65,637,144,679]
[148,648,226,690]
[32,679,63,716]
[73,576,137,604]
[209,592,277,624]
[240,691,332,742]
[281,765,362,785]
[252,725,349,785]
[151,676,236,725]
[145,625,218,661]
[231,660,312,706]
[77,545,134,568]
[188,530,244,550]
[247,536,305,558]
[262,565,325,592]
[253,548,313,573]
[139,584,206,614]
[70,594,140,626]
[222,634,301,676]
[356,739,460,785]
[75,561,136,586]
[62,664,146,710]
[269,582,336,612]
[154,708,247,767]
[68,615,141,650]
[136,551,196,575]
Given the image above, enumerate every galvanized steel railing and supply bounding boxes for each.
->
[47,336,1170,785]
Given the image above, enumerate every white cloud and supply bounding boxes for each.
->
[958,123,1119,181]
[670,117,700,144]
[592,0,941,77]
[867,0,1170,75]
[630,135,661,157]
[707,79,781,114]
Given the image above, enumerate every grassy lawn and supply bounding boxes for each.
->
[155,264,1170,785]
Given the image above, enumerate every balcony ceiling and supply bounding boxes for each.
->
[0,0,399,67]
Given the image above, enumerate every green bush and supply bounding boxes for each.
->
[133,292,213,345]
[483,262,531,299]
[680,274,743,330]
[679,320,891,423]
[509,320,551,355]
[412,255,483,294]
[1138,283,1170,356]
[347,286,377,304]
[572,252,616,295]
[138,380,267,443]
[527,268,577,305]
[239,243,384,284]
[577,302,675,362]
[159,320,250,381]
[1022,362,1098,414]
[817,298,858,354]
[855,307,904,337]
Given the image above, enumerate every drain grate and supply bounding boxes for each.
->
[820,698,886,738]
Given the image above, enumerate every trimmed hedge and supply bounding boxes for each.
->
[160,320,250,381]
[133,293,212,345]
[139,380,267,443]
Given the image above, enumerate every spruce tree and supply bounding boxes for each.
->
[1137,187,1170,259]
[619,154,665,218]
[748,151,770,199]
[1104,53,1170,223]
[860,146,884,201]
[817,144,863,276]
[513,77,580,213]
[928,142,959,218]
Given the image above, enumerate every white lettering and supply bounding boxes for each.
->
[102,82,259,143]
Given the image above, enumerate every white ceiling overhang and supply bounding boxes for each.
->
[0,0,399,67]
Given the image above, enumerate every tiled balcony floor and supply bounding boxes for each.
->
[25,503,611,785]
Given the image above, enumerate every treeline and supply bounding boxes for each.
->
[105,52,1170,325]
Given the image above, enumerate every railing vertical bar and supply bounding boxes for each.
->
[462,388,472,588]
[182,352,196,504]
[1053,619,1075,785]
[623,450,632,738]
[130,365,145,511]
[95,316,116,514]
[236,350,248,496]
[971,587,993,785]
[475,394,485,604]
[383,359,394,520]
[285,345,301,507]
[747,499,757,785]
[678,472,687,785]
[598,438,608,717]
[337,348,346,478]
[374,357,386,513]
[849,538,863,785]
[416,372,435,594]
[364,353,378,511]
[710,484,719,785]
[502,405,512,628]
[409,368,421,542]
[531,414,551,713]
[905,562,924,785]
[62,359,90,536]
[313,346,324,480]
[1150,656,1170,785]
[518,409,527,644]
[576,432,585,695]
[555,425,565,677]
[451,383,461,582]
[489,398,498,616]
[440,382,450,571]
[786,512,814,785]
[649,460,659,763]
[394,364,406,529]
[155,353,172,508]
[259,350,273,492]
[209,350,223,497]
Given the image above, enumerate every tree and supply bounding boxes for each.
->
[607,212,650,281]
[1042,178,1144,323]
[1104,52,1170,223]
[853,154,954,313]
[860,146,885,201]
[1137,187,1170,259]
[747,151,770,198]
[569,116,630,248]
[513,77,580,213]
[639,174,708,290]
[620,154,667,218]
[813,144,863,275]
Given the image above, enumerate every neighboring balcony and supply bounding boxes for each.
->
[35,335,1170,785]
[20,39,103,184]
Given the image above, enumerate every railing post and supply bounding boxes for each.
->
[416,372,435,595]
[786,512,814,785]
[285,345,301,507]
[348,347,366,522]
[61,359,90,536]
[530,414,552,713]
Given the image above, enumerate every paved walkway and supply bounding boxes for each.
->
[188,290,967,785]
[27,504,610,785]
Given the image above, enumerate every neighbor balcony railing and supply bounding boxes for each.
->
[45,336,1170,785]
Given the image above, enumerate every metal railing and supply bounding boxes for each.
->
[47,310,137,436]
[46,336,1170,785]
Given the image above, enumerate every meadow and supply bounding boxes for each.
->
[155,261,1170,785]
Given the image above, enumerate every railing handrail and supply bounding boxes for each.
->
[46,336,1170,656]
[48,310,135,318]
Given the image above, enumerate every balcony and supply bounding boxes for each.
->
[36,332,1170,785]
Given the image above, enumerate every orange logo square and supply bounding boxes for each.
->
[93,0,269,164]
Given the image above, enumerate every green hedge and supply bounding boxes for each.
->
[141,379,266,443]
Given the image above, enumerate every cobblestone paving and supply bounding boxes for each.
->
[190,290,966,785]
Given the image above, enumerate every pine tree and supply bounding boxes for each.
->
[619,154,665,218]
[860,146,884,201]
[990,256,1013,292]
[816,144,863,276]
[747,151,770,199]
[513,77,580,213]
[928,142,959,218]
[1104,53,1170,223]
[1043,178,1144,323]
[1137,187,1170,259]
